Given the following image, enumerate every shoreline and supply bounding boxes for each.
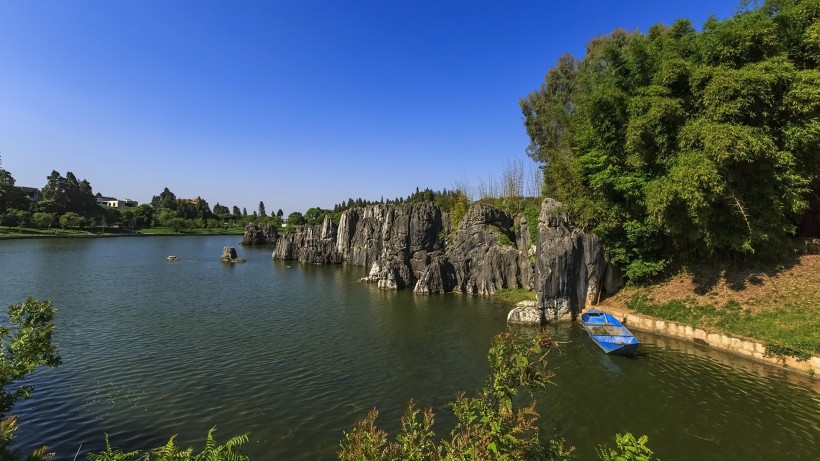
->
[0,230,244,240]
[589,305,820,378]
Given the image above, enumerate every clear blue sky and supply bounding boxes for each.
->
[0,0,738,214]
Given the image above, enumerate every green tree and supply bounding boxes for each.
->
[0,298,61,460]
[194,197,212,220]
[304,207,328,225]
[41,171,97,217]
[131,204,155,228]
[0,184,28,214]
[31,212,55,229]
[155,209,180,228]
[1,209,29,228]
[213,203,230,216]
[258,201,267,218]
[287,211,306,226]
[521,0,820,280]
[276,209,283,218]
[0,155,16,187]
[59,211,83,229]
[151,188,178,211]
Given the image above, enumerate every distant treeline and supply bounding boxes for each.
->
[0,162,286,231]
[0,158,475,232]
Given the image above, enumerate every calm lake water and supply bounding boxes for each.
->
[0,236,818,460]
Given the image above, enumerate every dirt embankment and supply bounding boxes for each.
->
[612,253,820,315]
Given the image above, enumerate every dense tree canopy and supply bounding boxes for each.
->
[521,0,820,280]
[41,171,98,217]
[150,187,178,211]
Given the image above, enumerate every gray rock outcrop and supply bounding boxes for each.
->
[220,246,246,263]
[273,216,341,264]
[241,223,278,245]
[239,199,614,316]
[437,203,528,295]
[534,198,605,321]
[507,300,542,324]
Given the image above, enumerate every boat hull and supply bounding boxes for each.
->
[581,310,639,355]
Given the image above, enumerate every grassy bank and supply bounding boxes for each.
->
[138,227,245,235]
[0,227,93,237]
[0,226,245,239]
[611,254,820,360]
[495,288,537,304]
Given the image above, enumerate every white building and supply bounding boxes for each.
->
[97,196,138,208]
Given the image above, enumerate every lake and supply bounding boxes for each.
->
[1,236,818,460]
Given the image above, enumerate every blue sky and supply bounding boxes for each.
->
[0,0,738,214]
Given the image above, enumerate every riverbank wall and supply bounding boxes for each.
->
[588,305,820,377]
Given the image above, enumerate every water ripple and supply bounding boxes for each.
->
[1,238,817,460]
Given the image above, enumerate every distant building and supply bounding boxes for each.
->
[18,187,42,201]
[97,196,138,208]
[178,198,201,206]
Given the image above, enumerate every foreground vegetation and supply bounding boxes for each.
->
[337,331,658,461]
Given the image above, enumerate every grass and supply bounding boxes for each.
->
[0,226,97,237]
[0,226,244,238]
[139,227,244,235]
[478,196,542,244]
[616,255,820,359]
[495,288,537,304]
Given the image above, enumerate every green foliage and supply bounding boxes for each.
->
[521,0,820,280]
[41,171,98,218]
[627,292,820,356]
[1,209,29,228]
[338,331,578,461]
[30,212,55,229]
[763,342,813,362]
[478,197,543,245]
[87,428,249,461]
[596,433,659,461]
[494,288,537,304]
[448,192,470,231]
[287,211,306,226]
[0,184,29,215]
[151,188,178,211]
[492,224,515,247]
[0,156,14,187]
[0,298,62,460]
[304,207,331,226]
[58,212,85,229]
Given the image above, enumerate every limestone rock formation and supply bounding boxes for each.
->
[413,251,456,293]
[441,203,527,295]
[334,202,445,289]
[262,202,537,294]
[273,216,341,264]
[507,301,542,324]
[248,199,611,311]
[241,223,279,245]
[220,246,246,263]
[534,198,604,321]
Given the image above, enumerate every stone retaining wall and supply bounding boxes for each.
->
[591,306,819,377]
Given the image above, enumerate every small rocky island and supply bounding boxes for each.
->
[242,198,624,323]
[220,246,246,263]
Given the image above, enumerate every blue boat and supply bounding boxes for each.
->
[581,309,639,355]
